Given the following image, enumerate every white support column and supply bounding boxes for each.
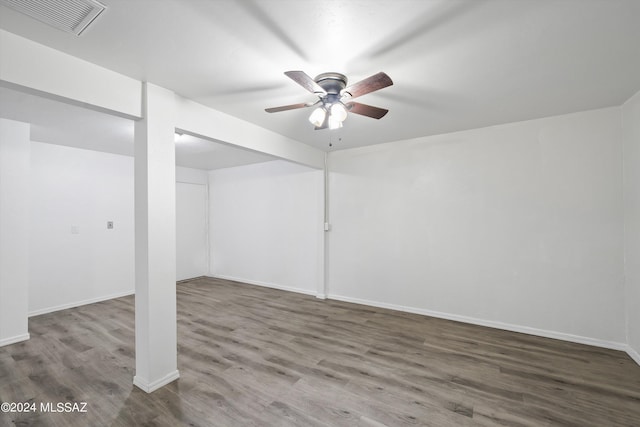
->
[133,83,179,393]
[0,119,30,347]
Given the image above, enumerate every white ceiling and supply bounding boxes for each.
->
[1,0,640,153]
[0,86,277,169]
[0,86,133,155]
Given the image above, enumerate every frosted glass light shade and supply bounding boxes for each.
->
[309,107,326,127]
[328,115,343,130]
[330,102,348,122]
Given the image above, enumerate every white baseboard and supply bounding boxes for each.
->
[626,345,640,366]
[208,275,318,297]
[28,290,135,317]
[0,333,30,347]
[133,370,180,393]
[327,293,629,352]
[202,279,632,356]
[177,276,207,284]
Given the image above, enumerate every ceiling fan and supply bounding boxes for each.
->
[265,71,393,130]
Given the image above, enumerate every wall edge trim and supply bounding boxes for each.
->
[133,370,180,393]
[626,345,640,366]
[29,290,134,317]
[0,333,30,347]
[327,293,630,353]
[207,275,317,297]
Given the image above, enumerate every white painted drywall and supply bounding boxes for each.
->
[623,90,640,362]
[176,182,208,281]
[0,30,141,118]
[328,107,625,347]
[176,166,209,281]
[1,30,322,170]
[133,83,180,392]
[209,160,323,295]
[27,143,210,316]
[28,142,135,315]
[0,118,30,346]
[176,166,208,185]
[174,96,325,169]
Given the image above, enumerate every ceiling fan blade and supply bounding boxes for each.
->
[265,102,312,113]
[285,71,327,95]
[342,72,393,99]
[346,102,389,119]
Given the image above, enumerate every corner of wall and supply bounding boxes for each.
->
[627,345,640,366]
[0,118,31,346]
[622,88,640,364]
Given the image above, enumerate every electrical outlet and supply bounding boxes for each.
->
[107,221,114,229]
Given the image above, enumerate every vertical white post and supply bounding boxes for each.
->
[0,119,30,346]
[317,152,329,299]
[133,83,179,392]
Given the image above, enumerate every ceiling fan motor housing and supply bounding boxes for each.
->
[314,73,348,101]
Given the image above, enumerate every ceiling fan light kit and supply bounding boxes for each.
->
[330,102,348,122]
[308,107,326,127]
[266,70,393,130]
[328,113,343,130]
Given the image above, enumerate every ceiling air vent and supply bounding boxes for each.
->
[0,0,106,36]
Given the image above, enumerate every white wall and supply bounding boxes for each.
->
[176,166,208,185]
[29,142,135,315]
[27,144,210,315]
[623,90,640,363]
[0,119,30,346]
[176,167,209,281]
[209,160,323,295]
[175,96,325,169]
[0,29,142,118]
[328,107,625,347]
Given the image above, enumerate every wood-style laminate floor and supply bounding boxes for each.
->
[1,277,639,426]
